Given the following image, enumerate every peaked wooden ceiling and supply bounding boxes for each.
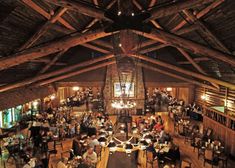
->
[0,0,235,93]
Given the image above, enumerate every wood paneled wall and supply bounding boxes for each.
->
[0,85,55,111]
[195,86,235,114]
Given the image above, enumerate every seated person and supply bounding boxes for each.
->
[57,157,68,168]
[153,122,164,132]
[83,147,98,167]
[88,135,99,148]
[23,157,37,168]
[71,138,83,157]
[159,128,167,143]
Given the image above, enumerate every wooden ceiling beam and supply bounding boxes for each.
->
[183,9,231,54]
[129,54,235,89]
[140,44,167,54]
[0,54,114,92]
[148,0,157,8]
[81,43,111,54]
[133,28,235,67]
[177,48,219,89]
[17,6,68,51]
[133,0,219,89]
[0,28,112,70]
[30,59,66,65]
[37,60,115,86]
[82,0,117,33]
[37,49,68,74]
[146,0,214,21]
[22,0,74,30]
[177,48,206,75]
[138,24,199,51]
[46,0,111,21]
[23,0,112,53]
[133,0,199,51]
[140,63,216,90]
[178,57,211,64]
[172,0,224,32]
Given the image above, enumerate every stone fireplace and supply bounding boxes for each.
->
[103,63,145,114]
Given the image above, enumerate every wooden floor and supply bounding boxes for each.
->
[1,113,235,168]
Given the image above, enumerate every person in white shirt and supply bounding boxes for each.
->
[23,158,36,168]
[88,135,99,148]
[83,147,97,167]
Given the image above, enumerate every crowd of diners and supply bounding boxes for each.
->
[0,104,111,168]
[132,115,181,167]
[0,87,230,168]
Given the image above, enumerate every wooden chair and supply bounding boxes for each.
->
[218,154,228,168]
[197,146,205,159]
[180,159,192,168]
[178,124,184,135]
[204,149,219,167]
[146,151,158,168]
[191,137,201,152]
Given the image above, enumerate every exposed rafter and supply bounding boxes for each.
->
[132,0,218,89]
[177,48,206,75]
[0,54,114,92]
[22,0,74,30]
[129,54,235,89]
[140,63,216,90]
[45,0,111,21]
[22,0,110,55]
[29,59,66,65]
[0,28,112,70]
[133,28,235,67]
[37,49,68,74]
[183,9,231,54]
[17,7,68,51]
[172,0,225,31]
[82,0,117,33]
[37,60,115,86]
[146,0,214,22]
[178,57,211,64]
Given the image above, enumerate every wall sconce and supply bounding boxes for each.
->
[166,87,172,91]
[50,95,56,100]
[32,101,39,107]
[201,94,207,100]
[72,86,80,91]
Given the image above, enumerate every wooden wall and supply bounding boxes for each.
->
[0,85,55,111]
[195,86,235,115]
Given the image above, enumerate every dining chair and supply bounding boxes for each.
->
[180,159,192,168]
[146,150,158,168]
[204,149,219,167]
